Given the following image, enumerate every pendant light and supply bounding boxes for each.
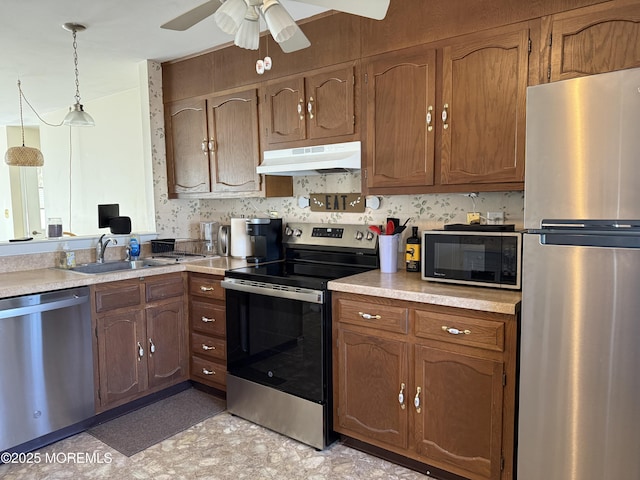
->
[4,80,44,167]
[62,23,95,127]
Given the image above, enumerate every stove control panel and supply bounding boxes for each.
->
[283,223,378,251]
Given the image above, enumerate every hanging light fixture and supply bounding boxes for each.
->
[62,23,95,127]
[214,0,247,35]
[261,0,297,43]
[234,5,260,50]
[5,80,45,167]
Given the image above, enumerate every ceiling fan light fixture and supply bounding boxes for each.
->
[214,0,247,35]
[62,23,95,127]
[234,6,260,50]
[261,0,297,43]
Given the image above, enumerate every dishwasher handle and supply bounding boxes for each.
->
[0,289,89,320]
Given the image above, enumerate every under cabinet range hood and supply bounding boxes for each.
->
[257,141,361,176]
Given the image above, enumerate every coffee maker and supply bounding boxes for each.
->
[246,218,283,263]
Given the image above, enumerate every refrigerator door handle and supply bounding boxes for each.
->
[535,231,640,249]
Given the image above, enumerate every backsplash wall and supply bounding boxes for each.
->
[148,62,524,240]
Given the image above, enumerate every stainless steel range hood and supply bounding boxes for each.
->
[257,141,361,176]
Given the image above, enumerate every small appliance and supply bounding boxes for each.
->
[422,228,521,289]
[246,218,283,263]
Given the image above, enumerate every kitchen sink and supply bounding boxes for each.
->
[67,259,169,274]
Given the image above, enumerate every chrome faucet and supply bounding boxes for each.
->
[96,234,117,263]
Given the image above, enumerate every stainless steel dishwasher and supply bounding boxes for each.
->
[0,287,94,451]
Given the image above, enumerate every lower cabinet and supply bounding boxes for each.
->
[333,292,518,480]
[188,273,227,391]
[92,273,188,412]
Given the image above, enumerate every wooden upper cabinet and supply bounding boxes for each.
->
[262,64,357,147]
[364,45,436,190]
[164,98,210,196]
[440,26,529,185]
[550,1,640,81]
[207,89,261,194]
[414,345,505,480]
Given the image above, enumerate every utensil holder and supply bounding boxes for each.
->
[379,234,399,273]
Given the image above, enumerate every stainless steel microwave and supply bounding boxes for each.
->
[422,230,522,289]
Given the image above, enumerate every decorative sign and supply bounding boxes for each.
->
[309,193,365,213]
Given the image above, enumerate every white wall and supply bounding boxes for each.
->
[0,127,12,239]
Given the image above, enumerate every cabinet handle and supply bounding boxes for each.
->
[307,96,314,119]
[441,325,471,336]
[208,138,216,152]
[398,383,406,410]
[202,343,216,351]
[201,316,215,323]
[297,98,304,121]
[137,341,144,361]
[149,338,156,355]
[202,368,216,375]
[201,139,208,155]
[426,105,433,132]
[442,103,449,130]
[358,311,381,320]
[414,386,422,413]
[200,286,214,292]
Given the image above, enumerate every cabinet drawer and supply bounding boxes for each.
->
[191,300,226,336]
[190,275,225,300]
[415,310,504,352]
[191,356,227,388]
[191,332,226,361]
[146,274,184,302]
[94,282,141,313]
[337,298,408,334]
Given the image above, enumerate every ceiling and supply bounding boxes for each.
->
[0,0,327,126]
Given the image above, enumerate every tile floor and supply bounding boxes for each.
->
[0,412,435,479]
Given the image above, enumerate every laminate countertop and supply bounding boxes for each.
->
[0,256,248,299]
[328,269,521,315]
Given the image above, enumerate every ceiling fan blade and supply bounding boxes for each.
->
[161,0,222,31]
[278,25,311,53]
[289,0,390,20]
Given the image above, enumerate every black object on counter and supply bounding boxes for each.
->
[443,223,515,231]
[9,237,33,242]
[109,216,132,234]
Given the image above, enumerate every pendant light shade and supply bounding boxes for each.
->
[62,23,95,127]
[214,0,247,35]
[4,80,44,167]
[261,0,297,43]
[234,6,260,50]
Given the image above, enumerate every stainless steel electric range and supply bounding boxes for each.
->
[221,223,379,449]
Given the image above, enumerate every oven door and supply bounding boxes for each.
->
[221,278,329,404]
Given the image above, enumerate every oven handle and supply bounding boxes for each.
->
[221,278,324,304]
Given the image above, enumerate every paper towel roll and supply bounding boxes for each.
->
[230,218,252,258]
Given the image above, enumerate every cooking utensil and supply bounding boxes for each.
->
[369,225,382,235]
[386,219,395,235]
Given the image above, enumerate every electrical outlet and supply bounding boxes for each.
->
[486,211,505,225]
[466,212,481,224]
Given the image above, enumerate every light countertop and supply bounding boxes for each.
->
[328,270,521,315]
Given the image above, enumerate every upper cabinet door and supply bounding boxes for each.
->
[364,45,437,189]
[550,2,640,81]
[263,77,306,145]
[164,98,211,196]
[207,89,261,194]
[305,66,355,140]
[440,26,529,185]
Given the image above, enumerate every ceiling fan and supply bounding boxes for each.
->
[161,0,390,53]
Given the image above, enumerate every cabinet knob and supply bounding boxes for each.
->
[414,386,422,413]
[149,338,156,355]
[297,99,304,121]
[426,105,434,132]
[202,368,216,376]
[307,96,314,119]
[201,316,215,323]
[398,383,406,410]
[208,138,216,152]
[137,341,144,361]
[201,139,208,155]
[358,311,381,320]
[442,103,449,130]
[441,325,471,336]
[202,343,216,351]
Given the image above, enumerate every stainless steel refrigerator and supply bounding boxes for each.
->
[518,67,640,479]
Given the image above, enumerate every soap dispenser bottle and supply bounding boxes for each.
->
[129,234,140,261]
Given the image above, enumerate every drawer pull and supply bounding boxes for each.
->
[398,383,406,410]
[201,344,216,351]
[137,341,144,361]
[414,386,422,413]
[442,326,471,336]
[149,338,156,355]
[200,286,215,292]
[358,311,381,320]
[201,316,215,323]
[202,368,216,376]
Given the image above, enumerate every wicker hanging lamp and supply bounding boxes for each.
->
[5,80,44,167]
